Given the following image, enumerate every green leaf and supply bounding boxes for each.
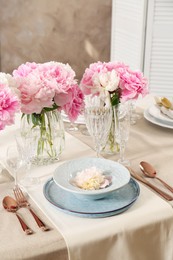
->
[21,113,25,119]
[43,103,58,112]
[111,93,120,107]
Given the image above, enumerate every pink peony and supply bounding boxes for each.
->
[13,61,84,119]
[80,61,148,104]
[0,84,20,130]
[80,62,108,95]
[12,62,38,77]
[62,84,84,122]
[119,69,148,101]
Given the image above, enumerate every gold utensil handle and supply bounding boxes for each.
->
[156,177,173,193]
[29,208,49,231]
[129,168,173,201]
[16,213,33,235]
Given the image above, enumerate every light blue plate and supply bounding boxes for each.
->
[43,178,140,218]
[53,157,131,200]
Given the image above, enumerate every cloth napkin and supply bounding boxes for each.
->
[0,162,14,184]
[160,106,173,119]
[155,97,173,120]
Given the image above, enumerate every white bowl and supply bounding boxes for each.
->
[53,157,130,200]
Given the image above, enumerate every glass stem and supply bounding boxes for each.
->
[15,170,18,186]
[95,139,100,157]
[119,141,126,162]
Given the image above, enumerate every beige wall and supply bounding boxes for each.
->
[0,0,112,80]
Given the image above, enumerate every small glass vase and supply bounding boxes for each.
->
[102,106,120,155]
[20,110,65,165]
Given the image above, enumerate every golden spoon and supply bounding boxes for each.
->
[161,97,172,109]
[140,161,173,193]
[2,196,33,235]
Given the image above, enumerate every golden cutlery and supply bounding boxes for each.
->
[13,185,49,231]
[140,161,173,193]
[127,167,173,201]
[3,196,33,235]
[161,97,172,109]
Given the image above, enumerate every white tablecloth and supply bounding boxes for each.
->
[1,95,173,260]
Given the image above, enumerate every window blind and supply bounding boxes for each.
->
[144,0,173,96]
[111,0,147,70]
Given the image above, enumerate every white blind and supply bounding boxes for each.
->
[144,0,173,96]
[111,0,147,70]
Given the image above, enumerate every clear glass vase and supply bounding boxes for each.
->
[20,110,65,165]
[102,106,120,154]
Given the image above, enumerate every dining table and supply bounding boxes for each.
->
[1,94,173,260]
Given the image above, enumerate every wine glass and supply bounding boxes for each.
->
[114,103,130,166]
[6,145,26,186]
[128,99,142,125]
[61,110,79,131]
[6,133,39,187]
[68,120,79,131]
[84,106,112,157]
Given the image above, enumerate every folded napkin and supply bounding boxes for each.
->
[155,97,173,120]
[0,162,14,184]
[160,106,173,119]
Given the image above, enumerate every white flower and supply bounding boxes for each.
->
[93,70,120,92]
[0,72,20,97]
[99,91,111,107]
[73,166,111,190]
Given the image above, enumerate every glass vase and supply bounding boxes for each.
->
[20,110,65,165]
[102,106,120,155]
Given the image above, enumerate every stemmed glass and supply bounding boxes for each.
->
[6,132,39,187]
[68,120,79,131]
[128,99,142,125]
[84,106,112,157]
[6,145,25,186]
[61,110,79,131]
[114,103,130,166]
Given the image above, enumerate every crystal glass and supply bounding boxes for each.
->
[128,99,141,125]
[68,121,79,131]
[6,133,39,186]
[6,145,24,186]
[114,103,130,166]
[84,106,112,157]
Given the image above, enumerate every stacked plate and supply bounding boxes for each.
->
[144,105,173,129]
[43,157,140,218]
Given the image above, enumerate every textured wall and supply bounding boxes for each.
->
[0,0,112,80]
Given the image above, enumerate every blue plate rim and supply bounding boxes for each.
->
[43,177,140,216]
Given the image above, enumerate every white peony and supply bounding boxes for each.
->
[0,72,20,97]
[93,70,120,92]
[73,166,112,190]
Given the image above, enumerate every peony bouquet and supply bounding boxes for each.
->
[80,61,148,154]
[0,72,20,130]
[12,61,84,163]
[80,61,148,106]
[13,61,84,120]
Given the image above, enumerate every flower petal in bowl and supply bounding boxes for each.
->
[53,157,130,200]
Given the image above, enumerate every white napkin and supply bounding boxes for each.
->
[0,162,14,184]
[160,106,173,119]
[154,96,173,120]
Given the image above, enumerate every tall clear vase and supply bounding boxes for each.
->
[20,110,65,165]
[102,106,120,155]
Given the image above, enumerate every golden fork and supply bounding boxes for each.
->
[13,185,50,231]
